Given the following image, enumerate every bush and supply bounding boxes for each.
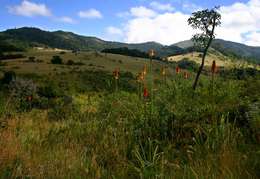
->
[0,54,25,60]
[51,56,63,64]
[66,60,74,65]
[8,78,37,111]
[177,58,199,71]
[38,81,64,99]
[28,56,36,62]
[47,96,77,121]
[2,71,16,84]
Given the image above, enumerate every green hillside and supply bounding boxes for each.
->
[0,27,184,57]
[174,39,260,63]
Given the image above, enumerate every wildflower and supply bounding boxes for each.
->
[27,95,33,102]
[113,68,120,80]
[161,67,166,76]
[184,72,189,79]
[143,65,147,76]
[176,66,181,74]
[137,72,145,82]
[143,87,149,98]
[149,49,155,58]
[211,60,217,74]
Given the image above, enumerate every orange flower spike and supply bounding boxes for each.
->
[113,68,120,80]
[27,96,33,102]
[143,87,149,98]
[149,49,155,58]
[137,72,144,82]
[184,72,189,79]
[176,66,181,74]
[143,65,147,76]
[211,60,217,74]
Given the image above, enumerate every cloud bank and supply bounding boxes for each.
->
[114,0,260,46]
[8,0,51,17]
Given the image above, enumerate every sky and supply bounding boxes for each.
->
[1,0,260,46]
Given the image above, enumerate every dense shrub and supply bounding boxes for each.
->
[2,71,16,84]
[66,60,85,66]
[66,60,74,65]
[0,54,25,60]
[47,96,77,121]
[38,81,64,98]
[177,58,199,71]
[27,56,36,62]
[8,78,37,111]
[51,55,63,64]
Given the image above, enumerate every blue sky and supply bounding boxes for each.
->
[1,0,260,46]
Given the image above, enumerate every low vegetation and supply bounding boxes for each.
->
[0,48,259,178]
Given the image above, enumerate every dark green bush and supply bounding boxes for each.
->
[47,97,77,121]
[177,58,199,71]
[51,56,63,64]
[66,60,74,65]
[2,71,16,84]
[8,78,37,111]
[38,81,64,98]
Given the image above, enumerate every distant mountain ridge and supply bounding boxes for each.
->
[174,39,260,63]
[0,27,259,62]
[0,27,183,57]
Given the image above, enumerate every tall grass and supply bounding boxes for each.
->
[0,67,259,178]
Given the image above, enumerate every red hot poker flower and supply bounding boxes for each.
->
[184,72,189,79]
[149,49,155,58]
[211,60,217,74]
[143,87,149,98]
[27,96,33,102]
[176,66,181,74]
[113,68,120,80]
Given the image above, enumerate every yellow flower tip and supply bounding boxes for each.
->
[149,49,155,57]
[161,67,166,76]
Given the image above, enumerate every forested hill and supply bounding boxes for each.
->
[0,27,260,63]
[174,39,260,63]
[0,27,184,57]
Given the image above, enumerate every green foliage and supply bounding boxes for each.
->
[38,80,64,98]
[47,97,76,121]
[8,78,37,111]
[51,55,63,64]
[0,61,259,178]
[177,58,199,71]
[2,71,16,84]
[66,59,84,66]
[0,53,25,60]
[102,47,152,59]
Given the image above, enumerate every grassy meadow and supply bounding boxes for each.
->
[0,49,259,178]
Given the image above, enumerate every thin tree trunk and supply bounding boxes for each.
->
[192,42,210,90]
[192,15,217,90]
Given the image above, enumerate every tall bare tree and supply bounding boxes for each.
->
[188,7,221,90]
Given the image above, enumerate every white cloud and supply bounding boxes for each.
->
[130,6,157,18]
[113,0,260,46]
[8,0,51,17]
[243,31,260,46]
[106,26,123,36]
[57,16,76,24]
[150,1,174,11]
[125,12,195,45]
[216,0,260,46]
[78,9,102,19]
